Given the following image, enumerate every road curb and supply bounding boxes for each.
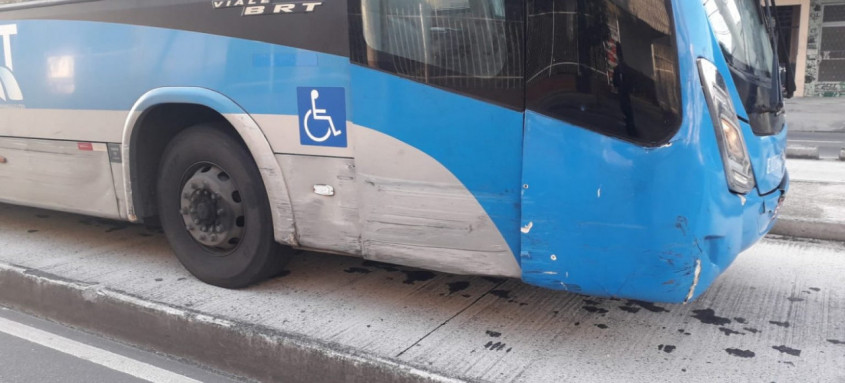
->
[786,145,820,160]
[0,263,460,383]
[771,217,845,243]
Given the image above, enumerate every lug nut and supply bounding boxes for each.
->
[193,218,200,224]
[186,225,193,231]
[215,225,224,233]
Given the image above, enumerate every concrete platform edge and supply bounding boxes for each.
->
[771,216,845,243]
[0,263,460,383]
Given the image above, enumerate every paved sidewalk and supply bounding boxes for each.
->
[785,98,845,133]
[786,159,845,183]
[771,159,845,241]
[0,203,844,383]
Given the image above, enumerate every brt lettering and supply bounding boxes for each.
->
[214,1,323,15]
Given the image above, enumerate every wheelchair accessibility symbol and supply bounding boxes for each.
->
[297,87,347,148]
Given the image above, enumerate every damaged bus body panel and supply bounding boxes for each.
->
[0,0,787,302]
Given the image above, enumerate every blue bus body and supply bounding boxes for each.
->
[0,0,788,302]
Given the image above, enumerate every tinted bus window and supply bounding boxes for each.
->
[525,0,681,146]
[349,0,524,109]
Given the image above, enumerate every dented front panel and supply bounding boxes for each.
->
[518,0,787,303]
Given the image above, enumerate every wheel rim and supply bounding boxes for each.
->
[178,162,245,255]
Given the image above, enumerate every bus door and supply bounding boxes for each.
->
[346,0,524,277]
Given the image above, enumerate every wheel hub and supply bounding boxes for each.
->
[178,164,244,252]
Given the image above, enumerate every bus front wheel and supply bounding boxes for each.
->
[156,123,290,288]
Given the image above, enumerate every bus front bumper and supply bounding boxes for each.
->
[519,172,790,304]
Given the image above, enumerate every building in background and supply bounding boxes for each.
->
[779,0,845,97]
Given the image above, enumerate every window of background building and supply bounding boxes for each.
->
[819,4,845,81]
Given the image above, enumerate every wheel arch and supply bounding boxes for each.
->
[121,87,298,246]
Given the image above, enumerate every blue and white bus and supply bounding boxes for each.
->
[0,0,788,303]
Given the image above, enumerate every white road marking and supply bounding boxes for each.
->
[0,316,201,383]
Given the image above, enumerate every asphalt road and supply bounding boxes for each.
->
[0,202,844,382]
[788,131,845,159]
[0,306,241,383]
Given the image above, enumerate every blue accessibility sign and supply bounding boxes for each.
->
[297,87,347,148]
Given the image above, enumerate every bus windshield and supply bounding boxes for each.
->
[703,0,785,136]
[704,0,775,78]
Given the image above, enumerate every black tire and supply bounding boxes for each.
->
[156,123,290,288]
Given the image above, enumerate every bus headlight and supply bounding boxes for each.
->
[697,58,755,194]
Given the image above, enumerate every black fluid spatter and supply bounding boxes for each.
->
[582,306,608,314]
[769,320,791,328]
[691,309,731,326]
[626,300,670,313]
[718,327,743,336]
[658,344,676,353]
[448,281,470,295]
[772,345,801,356]
[344,267,372,274]
[725,348,755,358]
[401,270,435,285]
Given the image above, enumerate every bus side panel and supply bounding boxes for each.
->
[0,19,351,240]
[348,65,524,277]
[0,16,523,275]
[277,154,362,255]
[0,137,120,218]
[350,124,520,277]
